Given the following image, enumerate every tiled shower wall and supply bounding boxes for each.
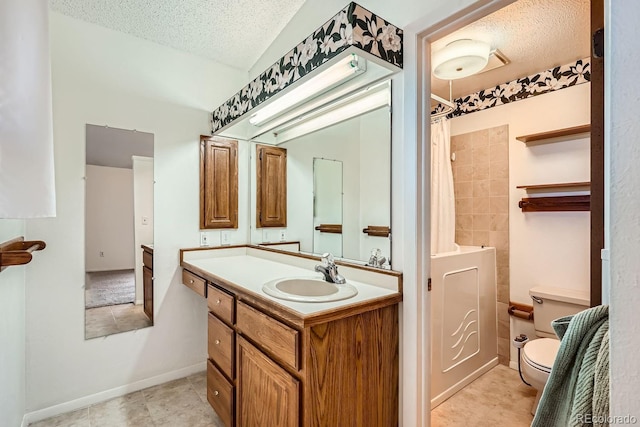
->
[451,124,510,365]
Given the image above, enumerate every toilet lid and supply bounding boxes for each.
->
[523,338,560,373]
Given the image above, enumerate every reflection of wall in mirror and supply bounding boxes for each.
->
[282,106,391,262]
[133,156,153,304]
[313,158,343,256]
[85,165,135,271]
[359,108,391,260]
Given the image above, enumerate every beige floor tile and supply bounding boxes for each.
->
[89,392,153,427]
[431,365,536,427]
[153,402,223,427]
[188,371,208,403]
[29,408,90,427]
[141,378,193,403]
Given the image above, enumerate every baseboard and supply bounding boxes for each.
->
[135,299,143,305]
[23,361,206,424]
[509,360,518,370]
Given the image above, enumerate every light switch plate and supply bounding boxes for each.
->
[221,231,230,246]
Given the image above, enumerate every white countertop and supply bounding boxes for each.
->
[185,254,398,316]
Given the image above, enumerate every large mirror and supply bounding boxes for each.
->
[248,81,392,267]
[84,125,154,339]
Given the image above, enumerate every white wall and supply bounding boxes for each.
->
[133,156,154,304]
[450,83,591,364]
[608,0,640,420]
[0,220,27,427]
[23,13,246,417]
[85,165,135,272]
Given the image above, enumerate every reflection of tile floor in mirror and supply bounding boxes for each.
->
[431,364,537,427]
[85,303,152,339]
[29,372,224,427]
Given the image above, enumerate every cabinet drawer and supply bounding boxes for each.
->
[207,360,234,427]
[182,269,206,297]
[208,313,234,379]
[208,285,235,325]
[236,302,299,371]
[143,250,153,270]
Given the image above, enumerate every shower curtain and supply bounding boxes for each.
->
[431,118,457,254]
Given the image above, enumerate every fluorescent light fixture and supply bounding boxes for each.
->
[432,39,491,80]
[273,80,390,143]
[249,54,366,126]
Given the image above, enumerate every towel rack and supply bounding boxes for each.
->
[314,224,342,234]
[508,301,534,320]
[362,226,391,237]
[0,236,46,272]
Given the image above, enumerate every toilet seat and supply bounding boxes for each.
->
[522,338,560,373]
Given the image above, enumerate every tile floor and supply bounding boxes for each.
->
[29,372,223,427]
[85,303,153,339]
[431,364,538,427]
[31,364,534,427]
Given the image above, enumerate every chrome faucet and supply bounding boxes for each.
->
[314,253,346,284]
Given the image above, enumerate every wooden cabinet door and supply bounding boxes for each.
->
[143,266,153,321]
[237,336,298,427]
[200,136,238,229]
[256,144,286,228]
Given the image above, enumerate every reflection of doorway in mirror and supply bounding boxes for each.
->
[313,158,343,257]
[84,125,154,339]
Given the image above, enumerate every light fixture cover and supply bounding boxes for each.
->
[432,39,491,80]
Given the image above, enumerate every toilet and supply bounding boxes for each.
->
[520,286,590,414]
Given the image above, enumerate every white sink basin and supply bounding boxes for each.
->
[262,277,358,302]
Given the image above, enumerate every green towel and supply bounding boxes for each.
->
[532,305,609,427]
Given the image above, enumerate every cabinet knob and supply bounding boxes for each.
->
[189,279,194,284]
[214,390,219,396]
[215,339,220,345]
[216,299,221,305]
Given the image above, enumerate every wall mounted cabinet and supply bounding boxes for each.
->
[200,136,238,229]
[256,144,287,228]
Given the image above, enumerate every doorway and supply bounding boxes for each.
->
[418,0,602,424]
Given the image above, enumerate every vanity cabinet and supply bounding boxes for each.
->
[142,245,153,321]
[256,144,287,228]
[200,136,238,230]
[192,273,399,427]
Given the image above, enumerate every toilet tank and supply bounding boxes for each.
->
[530,286,590,338]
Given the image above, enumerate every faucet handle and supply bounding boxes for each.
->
[321,252,334,266]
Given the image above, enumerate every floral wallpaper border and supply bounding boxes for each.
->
[431,58,591,118]
[212,2,403,133]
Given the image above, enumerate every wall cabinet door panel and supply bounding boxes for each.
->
[256,144,287,228]
[201,136,238,229]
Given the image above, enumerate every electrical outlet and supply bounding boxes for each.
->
[99,251,104,257]
[262,229,272,243]
[221,231,230,246]
[200,232,209,247]
[279,230,286,242]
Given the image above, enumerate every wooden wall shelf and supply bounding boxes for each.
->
[518,195,590,212]
[516,124,591,144]
[0,236,46,271]
[516,181,591,192]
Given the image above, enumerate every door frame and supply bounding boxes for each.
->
[406,0,604,423]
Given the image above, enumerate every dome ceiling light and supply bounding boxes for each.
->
[432,39,491,80]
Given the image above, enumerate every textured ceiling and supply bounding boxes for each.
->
[49,0,306,70]
[431,0,590,100]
